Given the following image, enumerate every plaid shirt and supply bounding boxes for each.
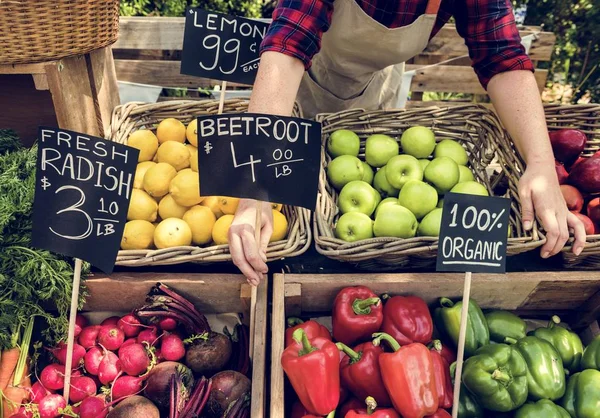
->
[260,0,534,88]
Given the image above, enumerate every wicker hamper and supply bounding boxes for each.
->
[0,0,119,65]
[314,105,544,270]
[107,99,311,267]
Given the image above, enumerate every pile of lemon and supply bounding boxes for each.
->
[121,118,288,251]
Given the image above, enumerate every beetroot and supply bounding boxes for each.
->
[161,334,185,362]
[119,343,151,376]
[98,326,125,351]
[75,314,89,338]
[98,351,122,385]
[38,394,66,418]
[84,346,104,376]
[158,317,178,331]
[69,375,97,403]
[79,326,101,349]
[145,361,191,411]
[101,316,120,327]
[79,396,108,418]
[205,371,251,418]
[50,342,86,369]
[31,381,51,404]
[185,332,232,376]
[111,375,146,400]
[118,314,143,338]
[40,364,65,391]
[137,326,159,346]
[106,395,159,418]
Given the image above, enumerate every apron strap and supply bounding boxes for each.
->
[425,0,442,15]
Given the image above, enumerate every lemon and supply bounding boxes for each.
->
[127,189,158,222]
[156,141,190,171]
[271,209,288,242]
[128,130,159,162]
[134,161,157,189]
[157,118,186,144]
[201,196,224,218]
[212,214,234,245]
[169,169,203,207]
[271,203,283,211]
[218,197,240,215]
[187,145,198,172]
[183,206,217,245]
[186,119,198,147]
[154,218,193,249]
[121,220,155,250]
[143,163,177,198]
[158,194,190,219]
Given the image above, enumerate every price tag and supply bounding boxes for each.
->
[31,127,139,274]
[436,193,511,273]
[180,8,269,85]
[197,114,321,210]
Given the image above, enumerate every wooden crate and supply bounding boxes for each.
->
[270,272,600,417]
[84,272,267,417]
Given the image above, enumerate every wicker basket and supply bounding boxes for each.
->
[0,0,119,65]
[314,105,544,270]
[107,99,311,267]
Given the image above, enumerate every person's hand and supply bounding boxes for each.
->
[229,199,274,286]
[519,163,586,258]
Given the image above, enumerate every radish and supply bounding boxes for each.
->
[111,375,146,400]
[84,346,104,376]
[50,341,86,368]
[120,338,137,351]
[98,326,125,351]
[79,325,101,349]
[158,317,178,331]
[40,364,65,391]
[98,351,122,385]
[79,396,108,418]
[31,381,52,404]
[75,314,88,338]
[118,314,143,338]
[69,375,97,403]
[119,343,151,376]
[155,348,164,362]
[38,394,66,418]
[137,326,159,346]
[9,413,30,418]
[101,316,120,327]
[161,334,185,361]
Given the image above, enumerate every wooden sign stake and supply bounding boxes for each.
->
[451,271,472,418]
[217,81,227,114]
[63,258,83,402]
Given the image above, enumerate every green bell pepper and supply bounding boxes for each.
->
[529,315,584,372]
[582,335,600,371]
[559,369,600,418]
[435,297,490,358]
[515,400,570,418]
[462,343,528,412]
[458,384,485,418]
[513,336,566,401]
[485,310,527,344]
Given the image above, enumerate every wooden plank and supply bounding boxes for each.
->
[32,74,49,90]
[0,62,54,75]
[270,273,286,418]
[250,278,268,417]
[87,47,120,138]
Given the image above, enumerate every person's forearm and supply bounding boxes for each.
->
[248,51,305,116]
[487,70,553,167]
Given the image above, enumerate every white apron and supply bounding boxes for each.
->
[297,0,442,118]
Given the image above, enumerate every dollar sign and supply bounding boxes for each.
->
[41,176,51,191]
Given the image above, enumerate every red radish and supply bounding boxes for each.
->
[84,346,104,376]
[155,348,163,362]
[38,394,66,418]
[69,375,97,403]
[79,396,108,418]
[158,317,178,331]
[161,334,185,361]
[79,325,101,349]
[118,314,143,338]
[40,364,65,390]
[101,316,120,327]
[119,343,151,376]
[98,351,122,385]
[75,314,89,338]
[31,381,52,404]
[98,326,125,351]
[9,413,30,418]
[111,375,146,400]
[121,338,137,351]
[137,326,159,346]
[50,341,86,368]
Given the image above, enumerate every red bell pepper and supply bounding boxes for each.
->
[439,343,456,365]
[426,409,452,418]
[337,342,391,407]
[281,329,340,415]
[291,400,311,418]
[381,294,433,345]
[340,398,364,417]
[429,340,453,409]
[373,332,439,418]
[285,317,331,347]
[333,286,383,346]
[303,413,335,418]
[345,396,400,418]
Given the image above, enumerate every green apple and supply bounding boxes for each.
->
[385,155,423,190]
[434,139,468,166]
[327,129,360,158]
[418,208,443,236]
[401,126,436,158]
[365,134,399,167]
[437,198,444,208]
[371,186,382,212]
[361,162,374,185]
[338,180,378,216]
[458,165,475,183]
[374,197,398,218]
[397,180,438,220]
[419,159,431,171]
[335,212,374,242]
[373,166,399,198]
[327,155,364,190]
[424,157,460,194]
[373,203,418,238]
[450,181,489,196]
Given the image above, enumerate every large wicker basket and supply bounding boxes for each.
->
[314,105,544,270]
[0,0,119,65]
[107,99,311,267]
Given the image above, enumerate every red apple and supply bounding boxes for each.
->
[571,212,595,235]
[561,185,584,212]
[549,129,587,165]
[555,160,569,184]
[587,197,600,225]
[568,157,600,193]
[568,156,587,171]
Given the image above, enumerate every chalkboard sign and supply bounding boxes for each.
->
[181,8,270,85]
[32,127,139,274]
[197,114,321,209]
[436,193,511,274]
